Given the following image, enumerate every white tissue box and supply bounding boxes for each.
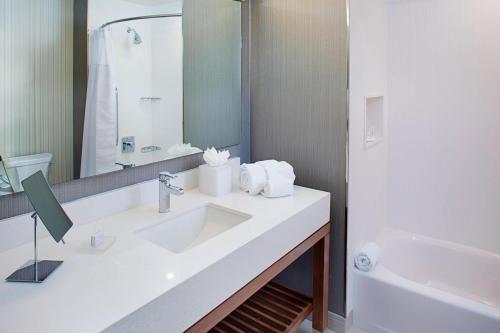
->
[199,163,232,197]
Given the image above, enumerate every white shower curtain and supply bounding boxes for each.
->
[81,28,118,178]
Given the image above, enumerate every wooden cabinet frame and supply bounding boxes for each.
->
[186,223,331,333]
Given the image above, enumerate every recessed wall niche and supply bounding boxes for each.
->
[364,95,384,149]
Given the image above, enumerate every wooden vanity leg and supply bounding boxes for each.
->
[312,231,330,332]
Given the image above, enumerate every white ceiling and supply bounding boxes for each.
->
[122,0,180,6]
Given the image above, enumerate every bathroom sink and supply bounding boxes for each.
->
[136,204,252,253]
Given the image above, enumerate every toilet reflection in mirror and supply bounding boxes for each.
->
[0,0,242,195]
[2,154,52,193]
[0,157,13,196]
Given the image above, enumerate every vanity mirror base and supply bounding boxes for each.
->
[186,222,331,333]
[5,211,66,283]
[6,260,63,283]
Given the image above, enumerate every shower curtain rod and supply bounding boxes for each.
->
[100,13,182,29]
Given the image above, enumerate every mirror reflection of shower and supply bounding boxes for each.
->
[84,4,193,177]
[111,15,188,169]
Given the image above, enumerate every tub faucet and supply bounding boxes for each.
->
[159,172,184,213]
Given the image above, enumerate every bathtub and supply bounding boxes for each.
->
[353,229,500,333]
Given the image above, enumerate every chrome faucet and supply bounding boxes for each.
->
[159,172,184,213]
[116,162,135,170]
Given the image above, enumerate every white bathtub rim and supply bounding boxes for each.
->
[357,266,499,320]
[378,227,500,259]
[354,228,500,321]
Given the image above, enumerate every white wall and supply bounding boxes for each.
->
[112,18,155,165]
[386,0,500,253]
[151,17,183,149]
[348,0,500,322]
[347,0,388,315]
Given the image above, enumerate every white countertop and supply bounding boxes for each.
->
[0,183,330,333]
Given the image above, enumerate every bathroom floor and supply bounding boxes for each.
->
[297,320,336,333]
[297,319,368,333]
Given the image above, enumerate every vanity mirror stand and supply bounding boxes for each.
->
[6,171,73,283]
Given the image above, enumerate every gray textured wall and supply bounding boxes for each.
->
[250,0,348,316]
[183,0,242,150]
[0,0,74,185]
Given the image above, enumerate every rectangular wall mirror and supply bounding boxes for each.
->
[0,0,242,197]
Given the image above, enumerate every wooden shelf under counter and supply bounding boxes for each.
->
[210,282,313,333]
[186,222,331,333]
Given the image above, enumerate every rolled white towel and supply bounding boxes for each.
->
[256,160,295,182]
[240,163,267,195]
[354,243,381,272]
[241,160,296,197]
[262,174,294,198]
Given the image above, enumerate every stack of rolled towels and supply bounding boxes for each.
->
[240,160,295,198]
